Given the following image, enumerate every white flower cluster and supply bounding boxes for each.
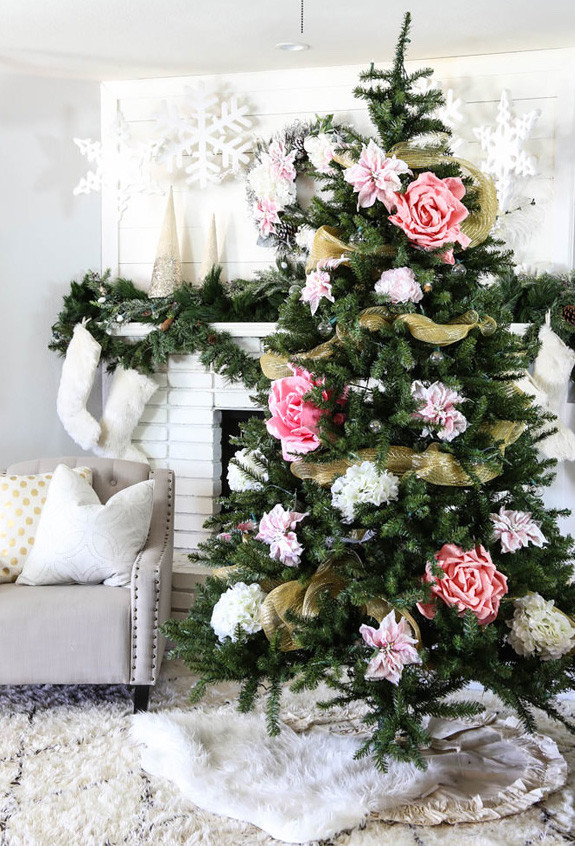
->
[331,461,399,524]
[227,448,268,493]
[247,159,295,208]
[507,592,575,661]
[210,582,266,643]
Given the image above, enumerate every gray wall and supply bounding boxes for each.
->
[0,73,101,468]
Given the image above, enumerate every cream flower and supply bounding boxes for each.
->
[303,132,336,173]
[331,461,399,524]
[210,582,266,642]
[227,448,268,493]
[507,593,575,660]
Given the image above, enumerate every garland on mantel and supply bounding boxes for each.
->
[49,263,303,389]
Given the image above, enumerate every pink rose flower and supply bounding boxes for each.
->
[266,366,346,462]
[411,380,468,442]
[360,610,421,684]
[254,198,281,237]
[490,507,548,554]
[300,269,335,315]
[374,266,424,305]
[417,543,508,625]
[268,140,297,182]
[388,172,471,261]
[344,140,410,210]
[256,504,307,567]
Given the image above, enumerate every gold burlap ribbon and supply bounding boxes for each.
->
[290,419,525,488]
[260,551,421,651]
[305,225,396,274]
[260,307,497,379]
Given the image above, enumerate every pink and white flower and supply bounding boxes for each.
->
[343,140,410,210]
[360,610,421,684]
[268,140,297,182]
[411,380,468,442]
[256,504,308,567]
[490,507,547,554]
[300,269,335,315]
[254,198,281,237]
[303,132,336,173]
[374,266,424,305]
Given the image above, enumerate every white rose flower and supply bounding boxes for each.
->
[210,582,266,642]
[507,592,575,661]
[331,461,399,524]
[248,157,295,207]
[227,448,268,492]
[303,132,336,173]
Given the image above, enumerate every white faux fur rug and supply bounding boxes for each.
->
[131,707,567,843]
[0,661,574,846]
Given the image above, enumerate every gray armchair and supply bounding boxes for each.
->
[0,456,174,712]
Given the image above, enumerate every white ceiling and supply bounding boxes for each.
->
[1,0,575,81]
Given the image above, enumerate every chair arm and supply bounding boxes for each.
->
[129,468,175,685]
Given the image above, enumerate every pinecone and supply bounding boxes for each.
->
[275,220,296,247]
[563,305,575,325]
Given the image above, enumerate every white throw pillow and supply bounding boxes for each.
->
[17,463,154,587]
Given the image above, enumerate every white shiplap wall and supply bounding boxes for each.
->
[101,48,575,284]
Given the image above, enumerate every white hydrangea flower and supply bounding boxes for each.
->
[507,592,575,661]
[303,132,336,173]
[331,461,399,524]
[295,225,316,253]
[210,582,266,643]
[227,448,268,492]
[248,157,295,207]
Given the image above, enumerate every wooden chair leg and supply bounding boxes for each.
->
[133,684,151,713]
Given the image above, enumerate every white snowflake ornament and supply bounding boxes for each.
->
[473,90,540,212]
[154,83,253,189]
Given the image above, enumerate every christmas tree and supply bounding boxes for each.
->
[165,14,575,768]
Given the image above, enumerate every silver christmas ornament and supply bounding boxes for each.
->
[429,349,445,364]
[289,284,301,295]
[368,418,383,434]
[317,320,333,337]
[452,263,467,277]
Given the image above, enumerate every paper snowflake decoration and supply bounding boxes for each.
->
[473,90,540,212]
[154,83,253,189]
[73,113,162,220]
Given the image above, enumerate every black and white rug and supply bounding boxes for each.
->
[1,662,574,845]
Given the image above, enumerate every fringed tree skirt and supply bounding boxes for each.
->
[132,707,567,844]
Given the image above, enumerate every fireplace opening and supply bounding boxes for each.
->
[220,409,265,498]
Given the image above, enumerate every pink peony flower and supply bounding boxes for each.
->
[343,140,410,210]
[254,198,281,237]
[266,366,346,462]
[300,269,335,315]
[388,172,471,262]
[490,507,548,554]
[268,140,297,182]
[411,380,468,442]
[255,504,307,567]
[417,543,508,625]
[217,532,232,543]
[360,610,422,684]
[374,266,424,305]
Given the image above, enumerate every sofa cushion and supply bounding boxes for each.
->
[0,467,92,584]
[0,583,131,684]
[17,464,154,588]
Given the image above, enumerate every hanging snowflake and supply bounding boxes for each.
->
[153,83,253,189]
[412,78,465,152]
[73,113,163,220]
[473,90,540,212]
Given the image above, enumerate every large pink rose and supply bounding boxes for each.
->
[388,172,471,261]
[266,368,328,461]
[417,543,508,625]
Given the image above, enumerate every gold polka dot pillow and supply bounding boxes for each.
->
[0,467,92,583]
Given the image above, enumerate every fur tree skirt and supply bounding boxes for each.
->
[0,663,574,845]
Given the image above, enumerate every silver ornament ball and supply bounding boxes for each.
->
[317,320,333,337]
[452,263,467,277]
[429,349,444,364]
[289,284,301,295]
[368,418,383,434]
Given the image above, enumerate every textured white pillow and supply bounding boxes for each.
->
[17,464,154,587]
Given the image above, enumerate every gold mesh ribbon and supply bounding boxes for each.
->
[306,225,395,273]
[388,143,498,249]
[260,552,420,651]
[260,308,497,379]
[290,420,525,488]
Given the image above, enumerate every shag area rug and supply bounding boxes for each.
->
[1,661,574,846]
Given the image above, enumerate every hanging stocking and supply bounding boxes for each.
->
[56,322,158,463]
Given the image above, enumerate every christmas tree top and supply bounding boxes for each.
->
[165,13,575,769]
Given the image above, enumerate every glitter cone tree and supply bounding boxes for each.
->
[165,14,575,768]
